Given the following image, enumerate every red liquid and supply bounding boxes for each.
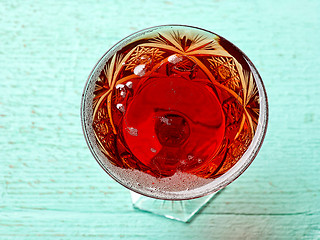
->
[121,59,225,177]
[92,33,259,179]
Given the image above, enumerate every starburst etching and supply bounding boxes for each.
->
[125,46,165,72]
[173,57,196,71]
[93,74,110,110]
[94,104,109,135]
[215,124,252,176]
[237,69,260,136]
[146,30,219,54]
[208,56,241,90]
[92,101,115,160]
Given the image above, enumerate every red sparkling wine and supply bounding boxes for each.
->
[121,59,225,177]
[91,27,260,179]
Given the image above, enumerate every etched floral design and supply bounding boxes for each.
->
[208,56,241,90]
[92,29,261,179]
[125,46,164,72]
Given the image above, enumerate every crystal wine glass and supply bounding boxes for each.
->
[81,25,268,222]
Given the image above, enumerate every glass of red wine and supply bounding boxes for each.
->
[81,25,268,222]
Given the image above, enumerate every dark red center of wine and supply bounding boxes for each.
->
[155,113,190,147]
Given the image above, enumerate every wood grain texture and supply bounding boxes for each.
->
[0,0,319,239]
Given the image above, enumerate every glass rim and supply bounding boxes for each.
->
[81,24,269,200]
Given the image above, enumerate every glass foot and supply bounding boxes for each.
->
[131,191,217,222]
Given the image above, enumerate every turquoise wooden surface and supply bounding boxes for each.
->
[1,0,319,239]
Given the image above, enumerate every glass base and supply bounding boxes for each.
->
[131,191,217,222]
